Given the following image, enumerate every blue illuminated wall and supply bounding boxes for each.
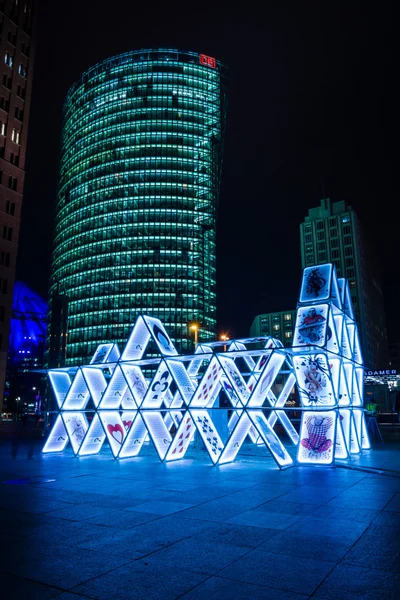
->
[9,281,47,365]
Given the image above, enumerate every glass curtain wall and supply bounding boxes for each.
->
[50,49,228,363]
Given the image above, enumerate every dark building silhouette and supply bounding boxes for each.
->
[0,0,36,414]
[300,198,388,369]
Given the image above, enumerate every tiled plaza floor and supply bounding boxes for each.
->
[0,429,399,599]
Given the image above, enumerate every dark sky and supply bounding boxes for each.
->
[17,1,395,338]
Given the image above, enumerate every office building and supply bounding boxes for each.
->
[0,0,36,414]
[300,198,388,368]
[50,49,228,364]
[250,310,297,347]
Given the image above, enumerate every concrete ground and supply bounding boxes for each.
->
[0,423,399,599]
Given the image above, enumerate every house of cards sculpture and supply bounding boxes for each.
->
[43,263,370,468]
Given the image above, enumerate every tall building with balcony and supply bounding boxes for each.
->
[50,49,228,364]
[0,0,36,414]
[300,198,388,368]
[250,310,297,347]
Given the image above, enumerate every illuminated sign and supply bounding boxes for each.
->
[364,369,397,376]
[199,54,216,68]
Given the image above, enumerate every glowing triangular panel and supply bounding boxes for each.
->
[218,355,251,406]
[219,411,252,464]
[228,341,256,370]
[248,410,293,468]
[120,364,148,407]
[48,371,72,409]
[353,367,364,406]
[334,415,349,459]
[63,370,91,410]
[190,357,223,407]
[338,363,351,407]
[339,409,351,453]
[165,412,196,461]
[120,316,151,361]
[62,412,89,455]
[191,409,224,464]
[99,365,128,409]
[166,359,196,405]
[350,413,361,453]
[90,343,114,365]
[81,367,108,408]
[248,353,285,407]
[267,373,299,444]
[106,343,121,363]
[42,414,69,453]
[141,411,172,460]
[142,316,178,356]
[326,309,340,354]
[353,408,370,450]
[119,413,148,458]
[330,266,342,309]
[338,278,355,319]
[142,361,172,408]
[341,321,352,360]
[299,264,333,304]
[297,411,337,465]
[78,413,107,456]
[99,411,129,458]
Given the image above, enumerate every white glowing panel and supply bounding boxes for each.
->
[63,370,90,410]
[142,362,172,408]
[141,411,172,460]
[99,411,127,457]
[341,321,352,360]
[293,354,336,407]
[42,414,69,453]
[342,362,354,403]
[120,317,151,361]
[78,413,106,456]
[254,349,273,373]
[350,414,361,454]
[48,371,72,409]
[298,411,336,465]
[326,311,340,355]
[119,413,148,458]
[353,408,370,449]
[62,412,89,455]
[220,376,241,407]
[299,264,332,303]
[334,415,349,459]
[165,412,195,460]
[81,367,108,408]
[248,410,293,468]
[166,360,196,405]
[353,368,364,406]
[191,409,224,464]
[338,363,350,407]
[121,364,147,407]
[294,304,329,348]
[90,343,114,364]
[218,355,250,405]
[190,357,223,408]
[142,316,178,356]
[339,409,351,453]
[267,373,299,444]
[248,353,285,407]
[228,410,261,444]
[219,411,251,464]
[228,341,256,370]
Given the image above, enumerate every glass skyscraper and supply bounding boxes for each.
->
[50,49,228,364]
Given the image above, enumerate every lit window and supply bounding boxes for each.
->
[11,129,20,144]
[283,313,291,321]
[284,331,292,338]
[4,52,13,67]
[0,123,5,136]
[272,324,280,331]
[342,216,350,223]
[18,64,27,78]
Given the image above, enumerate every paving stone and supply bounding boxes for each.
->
[312,563,400,599]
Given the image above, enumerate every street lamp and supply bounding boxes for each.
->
[220,334,229,352]
[190,324,199,349]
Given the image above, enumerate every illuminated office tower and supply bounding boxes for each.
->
[50,49,228,364]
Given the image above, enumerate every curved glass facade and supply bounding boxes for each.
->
[50,49,228,364]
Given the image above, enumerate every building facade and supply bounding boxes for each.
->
[250,310,297,347]
[50,49,228,364]
[0,0,36,414]
[300,198,388,368]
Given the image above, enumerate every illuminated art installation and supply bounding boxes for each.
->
[43,264,370,468]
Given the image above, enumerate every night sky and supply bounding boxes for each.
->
[17,1,395,338]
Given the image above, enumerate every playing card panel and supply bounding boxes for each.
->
[353,368,364,406]
[248,353,285,407]
[120,317,151,360]
[267,410,299,444]
[342,362,353,401]
[142,316,178,356]
[297,410,336,465]
[141,411,172,460]
[334,414,349,459]
[299,264,332,303]
[248,410,293,467]
[42,414,69,453]
[119,413,148,458]
[107,343,121,363]
[353,408,370,449]
[341,321,352,360]
[81,367,108,408]
[191,409,224,464]
[218,355,250,405]
[142,362,172,408]
[350,413,361,453]
[219,411,251,464]
[48,371,71,409]
[99,411,126,457]
[78,413,106,456]
[121,365,147,407]
[99,365,127,409]
[165,412,195,461]
[62,370,90,410]
[338,363,350,407]
[166,359,196,405]
[294,304,329,348]
[326,311,340,355]
[330,267,342,309]
[230,341,256,370]
[90,343,113,365]
[190,358,222,408]
[339,409,351,453]
[293,353,336,407]
[220,376,241,408]
[62,412,89,455]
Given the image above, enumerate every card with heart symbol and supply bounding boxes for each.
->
[99,411,127,457]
